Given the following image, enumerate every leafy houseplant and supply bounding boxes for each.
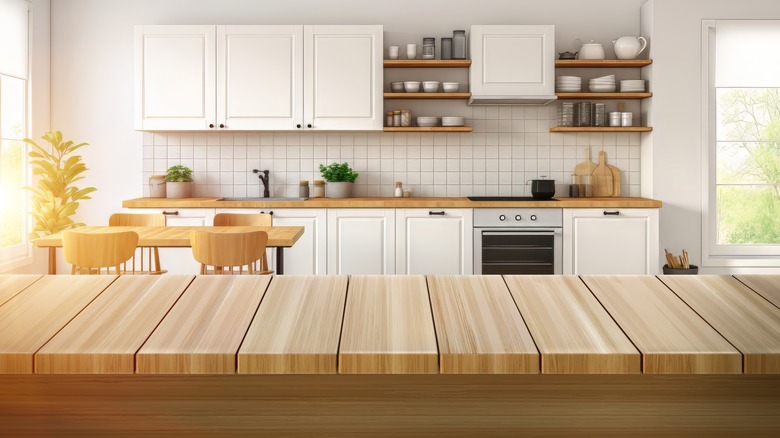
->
[24,131,97,240]
[165,165,193,198]
[319,162,359,198]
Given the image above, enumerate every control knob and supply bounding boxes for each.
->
[515,215,522,221]
[530,215,537,221]
[499,215,506,221]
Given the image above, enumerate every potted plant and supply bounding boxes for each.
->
[319,162,359,198]
[165,165,193,198]
[24,131,97,239]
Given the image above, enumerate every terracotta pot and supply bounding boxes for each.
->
[166,181,192,199]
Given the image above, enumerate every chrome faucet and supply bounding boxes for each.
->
[253,169,270,197]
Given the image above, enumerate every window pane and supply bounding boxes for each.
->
[716,88,780,142]
[0,139,24,248]
[716,141,780,184]
[716,185,780,245]
[0,75,26,139]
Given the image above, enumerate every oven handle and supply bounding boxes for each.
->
[482,230,559,236]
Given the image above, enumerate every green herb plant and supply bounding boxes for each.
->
[319,162,359,183]
[24,131,97,239]
[165,165,194,182]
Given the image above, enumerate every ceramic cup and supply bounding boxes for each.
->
[388,45,399,59]
[406,43,417,60]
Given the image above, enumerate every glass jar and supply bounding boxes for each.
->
[386,111,393,127]
[400,109,411,127]
[393,110,401,127]
[422,37,435,59]
[311,180,325,198]
[299,181,310,198]
[441,38,452,60]
[452,30,466,59]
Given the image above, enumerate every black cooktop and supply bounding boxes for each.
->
[468,196,558,201]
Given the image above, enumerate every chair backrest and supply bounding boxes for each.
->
[63,230,139,275]
[213,213,272,227]
[190,230,269,275]
[109,213,166,226]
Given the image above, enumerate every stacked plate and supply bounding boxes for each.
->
[556,75,581,92]
[620,79,645,92]
[417,116,439,127]
[442,116,464,127]
[588,74,616,92]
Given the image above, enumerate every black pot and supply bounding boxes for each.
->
[529,179,556,200]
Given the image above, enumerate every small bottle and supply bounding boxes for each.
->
[394,182,403,197]
[386,111,394,127]
[311,180,325,198]
[441,38,452,60]
[452,30,466,59]
[393,110,401,127]
[400,109,411,127]
[299,181,309,198]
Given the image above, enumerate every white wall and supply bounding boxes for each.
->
[644,0,780,273]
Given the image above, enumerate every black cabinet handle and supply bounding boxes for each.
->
[307,124,312,128]
[162,211,179,216]
[219,123,225,128]
[260,211,274,215]
[429,211,446,216]
[208,123,214,128]
[296,124,302,129]
[603,211,620,216]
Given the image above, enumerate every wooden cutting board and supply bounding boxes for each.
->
[573,146,598,177]
[606,160,621,197]
[592,151,614,197]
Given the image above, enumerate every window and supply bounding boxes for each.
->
[703,20,780,265]
[0,0,30,269]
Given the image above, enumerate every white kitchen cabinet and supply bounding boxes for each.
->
[563,208,659,275]
[396,209,473,275]
[216,208,326,275]
[469,25,556,104]
[135,24,382,131]
[328,209,395,275]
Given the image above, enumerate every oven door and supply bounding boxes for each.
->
[474,228,562,275]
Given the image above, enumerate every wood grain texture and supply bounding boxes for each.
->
[383,59,472,68]
[582,276,742,374]
[0,276,116,374]
[555,59,653,68]
[34,225,303,249]
[427,275,539,374]
[136,276,270,374]
[35,275,193,374]
[504,275,640,374]
[735,275,780,308]
[121,196,664,209]
[550,126,653,132]
[339,275,438,374]
[0,275,41,307]
[659,275,780,374]
[238,276,348,374]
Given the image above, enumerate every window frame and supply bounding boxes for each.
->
[701,19,780,267]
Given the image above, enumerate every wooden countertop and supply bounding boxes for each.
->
[122,196,662,209]
[1,274,777,375]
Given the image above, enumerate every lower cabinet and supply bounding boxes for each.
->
[563,208,659,275]
[396,208,473,275]
[327,209,395,275]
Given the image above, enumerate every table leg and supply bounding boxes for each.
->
[48,248,57,274]
[276,247,284,275]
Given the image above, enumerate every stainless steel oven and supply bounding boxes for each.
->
[473,208,562,275]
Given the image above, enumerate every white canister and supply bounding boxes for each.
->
[609,112,622,127]
[621,112,633,127]
[149,175,166,198]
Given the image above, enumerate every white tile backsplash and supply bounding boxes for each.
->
[142,104,641,198]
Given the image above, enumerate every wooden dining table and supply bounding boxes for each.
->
[33,225,305,275]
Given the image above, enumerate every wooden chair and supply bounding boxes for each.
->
[190,230,269,275]
[108,213,167,275]
[63,230,139,275]
[213,213,273,274]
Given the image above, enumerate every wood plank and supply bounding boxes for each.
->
[658,275,780,374]
[504,275,640,374]
[427,275,539,374]
[238,276,348,374]
[0,275,116,374]
[550,126,653,132]
[555,92,652,99]
[35,275,194,374]
[136,276,270,374]
[555,59,653,68]
[581,276,742,374]
[384,92,471,99]
[735,275,780,308]
[384,59,471,68]
[339,275,438,374]
[383,126,473,132]
[0,275,41,306]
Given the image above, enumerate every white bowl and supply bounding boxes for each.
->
[441,116,464,126]
[422,81,439,92]
[442,82,460,92]
[416,116,439,127]
[390,82,405,92]
[589,84,616,92]
[404,81,421,92]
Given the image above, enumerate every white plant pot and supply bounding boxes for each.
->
[166,181,192,199]
[326,182,354,198]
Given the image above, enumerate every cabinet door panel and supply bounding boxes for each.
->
[328,209,394,275]
[396,209,473,275]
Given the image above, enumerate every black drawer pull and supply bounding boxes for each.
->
[603,211,620,216]
[162,211,179,216]
[429,211,446,216]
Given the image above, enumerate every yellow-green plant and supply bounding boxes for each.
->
[24,131,97,239]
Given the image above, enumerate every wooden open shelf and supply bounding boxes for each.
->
[555,59,653,68]
[550,126,653,133]
[384,126,472,132]
[384,60,471,68]
[384,92,471,99]
[556,92,652,100]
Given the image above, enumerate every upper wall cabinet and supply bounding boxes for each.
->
[134,25,383,131]
[468,25,556,105]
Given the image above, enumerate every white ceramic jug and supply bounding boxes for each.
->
[612,36,648,60]
[577,42,605,60]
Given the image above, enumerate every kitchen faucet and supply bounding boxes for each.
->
[253,169,270,198]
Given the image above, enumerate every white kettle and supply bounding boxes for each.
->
[612,36,648,60]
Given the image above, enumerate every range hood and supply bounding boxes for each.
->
[468,25,557,105]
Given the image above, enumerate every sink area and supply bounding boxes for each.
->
[221,197,307,202]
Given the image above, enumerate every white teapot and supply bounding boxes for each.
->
[576,40,605,60]
[612,36,648,60]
